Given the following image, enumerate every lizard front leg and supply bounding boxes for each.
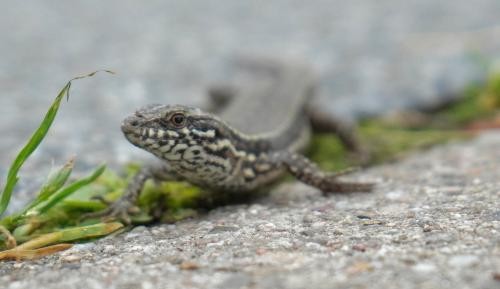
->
[272,151,373,193]
[83,163,181,224]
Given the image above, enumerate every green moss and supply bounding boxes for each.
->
[308,135,350,171]
[432,73,500,127]
[478,73,500,111]
[359,123,468,163]
[309,73,500,171]
[309,122,470,171]
[434,86,487,126]
[137,180,203,223]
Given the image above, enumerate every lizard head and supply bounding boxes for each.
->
[121,104,230,163]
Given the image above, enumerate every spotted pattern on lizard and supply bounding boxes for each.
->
[87,58,373,223]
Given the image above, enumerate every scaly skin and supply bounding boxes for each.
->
[88,60,373,223]
[87,104,372,223]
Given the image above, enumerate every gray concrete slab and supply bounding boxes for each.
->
[1,133,499,289]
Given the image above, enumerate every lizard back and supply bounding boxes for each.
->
[216,58,316,152]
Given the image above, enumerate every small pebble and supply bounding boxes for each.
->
[346,262,374,275]
[412,262,437,273]
[179,261,200,270]
[61,254,82,263]
[448,255,480,268]
[352,244,367,252]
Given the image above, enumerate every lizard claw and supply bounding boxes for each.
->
[81,199,140,225]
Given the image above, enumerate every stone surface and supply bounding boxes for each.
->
[2,133,500,289]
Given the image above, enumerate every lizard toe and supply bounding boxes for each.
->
[81,200,138,225]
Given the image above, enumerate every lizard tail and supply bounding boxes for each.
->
[317,178,374,194]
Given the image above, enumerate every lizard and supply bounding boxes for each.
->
[89,58,373,223]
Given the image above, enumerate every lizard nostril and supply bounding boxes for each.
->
[130,120,139,127]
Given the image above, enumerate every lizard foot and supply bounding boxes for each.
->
[81,198,140,225]
[277,152,374,194]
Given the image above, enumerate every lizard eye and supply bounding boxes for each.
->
[169,113,187,127]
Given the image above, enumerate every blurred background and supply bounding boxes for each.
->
[1,0,500,175]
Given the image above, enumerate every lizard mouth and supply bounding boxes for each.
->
[121,115,186,161]
[121,115,157,147]
[121,115,181,149]
[121,115,142,136]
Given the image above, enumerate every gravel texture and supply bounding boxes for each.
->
[2,133,500,289]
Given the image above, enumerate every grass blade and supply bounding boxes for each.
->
[0,225,16,249]
[16,222,123,250]
[0,82,71,216]
[29,164,106,215]
[35,158,75,203]
[0,244,72,261]
[23,158,75,214]
[0,70,114,217]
